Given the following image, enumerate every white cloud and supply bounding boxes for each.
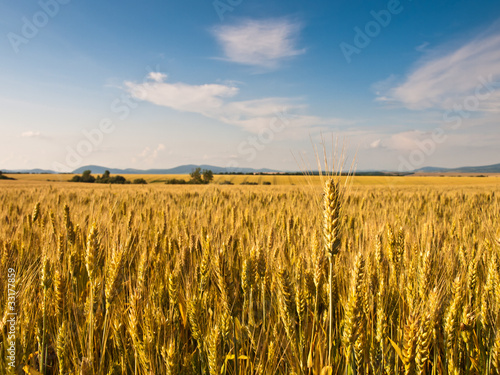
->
[21,131,42,138]
[125,77,238,115]
[376,31,500,111]
[384,130,428,152]
[124,75,347,135]
[357,130,436,153]
[212,18,305,68]
[148,72,168,83]
[133,143,166,164]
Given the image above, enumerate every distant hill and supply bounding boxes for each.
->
[3,162,500,175]
[414,166,445,173]
[71,164,280,175]
[2,168,56,174]
[415,162,500,174]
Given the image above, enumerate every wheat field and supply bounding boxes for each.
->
[7,173,500,186]
[1,178,500,374]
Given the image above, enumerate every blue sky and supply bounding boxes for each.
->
[1,0,500,172]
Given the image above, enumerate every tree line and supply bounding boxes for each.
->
[70,170,147,184]
[165,168,213,184]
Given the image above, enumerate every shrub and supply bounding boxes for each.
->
[96,173,128,184]
[190,168,214,184]
[81,170,95,183]
[0,171,15,180]
[202,169,214,184]
[165,178,187,185]
[70,170,95,183]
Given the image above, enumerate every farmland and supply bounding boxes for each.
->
[3,173,500,186]
[0,175,499,374]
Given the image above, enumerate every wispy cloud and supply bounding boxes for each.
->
[370,139,382,149]
[21,131,41,138]
[376,31,500,111]
[212,18,305,68]
[133,143,166,164]
[126,76,238,114]
[125,73,346,135]
[21,131,50,139]
[415,41,429,52]
[375,130,431,152]
[148,72,167,83]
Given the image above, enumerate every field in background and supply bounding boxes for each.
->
[3,173,500,187]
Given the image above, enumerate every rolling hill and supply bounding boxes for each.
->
[415,162,500,174]
[3,162,500,175]
[71,164,279,175]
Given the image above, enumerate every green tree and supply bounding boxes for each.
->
[190,168,203,184]
[202,169,213,184]
[97,170,110,183]
[81,170,95,183]
[109,175,127,184]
